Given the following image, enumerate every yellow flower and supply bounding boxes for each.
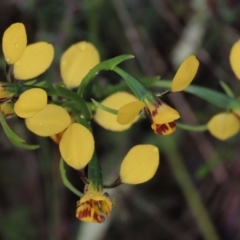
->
[76,183,113,223]
[59,123,94,170]
[2,23,54,79]
[2,23,27,64]
[0,82,19,101]
[94,92,140,131]
[120,145,159,184]
[116,96,180,135]
[116,55,199,135]
[207,40,240,140]
[60,41,100,89]
[1,102,14,117]
[14,88,47,118]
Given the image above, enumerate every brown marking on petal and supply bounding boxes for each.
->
[152,122,176,135]
[169,122,176,129]
[76,202,92,220]
[151,108,158,117]
[93,212,105,223]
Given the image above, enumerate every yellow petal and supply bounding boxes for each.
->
[147,101,180,125]
[14,88,47,118]
[61,41,100,88]
[117,101,145,125]
[171,55,199,92]
[151,122,176,135]
[59,123,94,169]
[2,23,27,64]
[14,42,54,80]
[25,104,71,136]
[207,112,240,140]
[120,145,159,184]
[230,40,240,80]
[94,92,139,131]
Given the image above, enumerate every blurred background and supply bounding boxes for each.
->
[0,0,240,239]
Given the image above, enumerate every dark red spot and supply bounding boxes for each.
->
[169,122,176,128]
[151,109,158,117]
[93,212,105,223]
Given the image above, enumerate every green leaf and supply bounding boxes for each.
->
[113,66,150,99]
[91,98,118,115]
[54,85,92,122]
[59,158,83,197]
[0,107,39,150]
[77,54,134,95]
[219,80,235,98]
[54,85,83,103]
[154,80,239,110]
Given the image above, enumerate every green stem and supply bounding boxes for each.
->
[176,122,208,132]
[87,152,103,192]
[160,135,220,240]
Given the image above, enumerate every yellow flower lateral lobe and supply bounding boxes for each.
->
[0,82,18,101]
[145,98,180,125]
[151,122,176,135]
[1,102,14,116]
[25,104,71,136]
[59,123,94,170]
[76,188,113,223]
[94,92,139,131]
[120,145,159,184]
[230,40,240,80]
[171,55,199,92]
[207,112,240,140]
[117,101,145,125]
[14,88,47,118]
[14,42,54,80]
[61,41,100,89]
[2,23,27,64]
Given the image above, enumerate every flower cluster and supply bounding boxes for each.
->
[0,22,202,224]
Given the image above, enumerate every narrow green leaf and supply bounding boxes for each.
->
[91,98,118,115]
[219,80,235,98]
[77,55,134,95]
[60,158,83,197]
[55,85,83,103]
[154,80,238,109]
[113,66,150,99]
[0,107,39,150]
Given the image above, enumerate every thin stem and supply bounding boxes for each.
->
[103,176,122,189]
[59,158,83,197]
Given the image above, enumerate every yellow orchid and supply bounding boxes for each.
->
[60,41,100,89]
[76,183,113,223]
[94,92,140,131]
[207,40,240,140]
[2,23,54,80]
[115,55,199,135]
